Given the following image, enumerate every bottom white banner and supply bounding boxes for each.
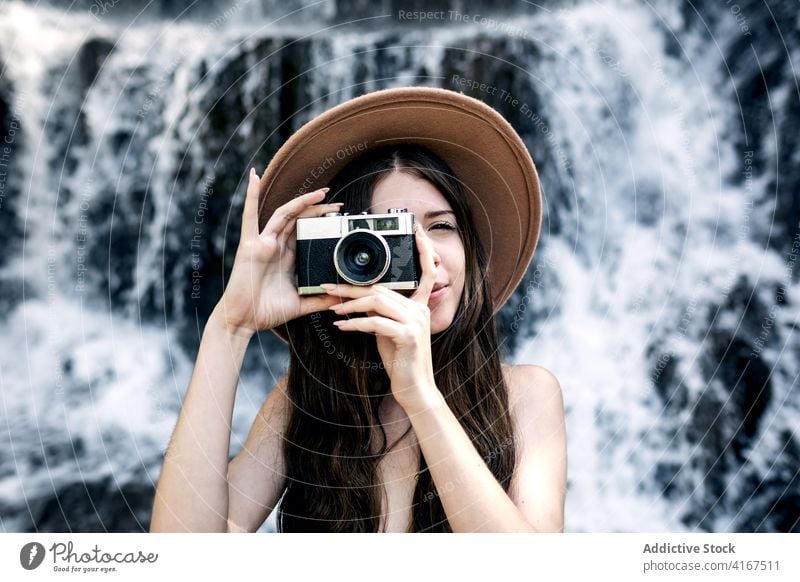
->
[1,533,798,581]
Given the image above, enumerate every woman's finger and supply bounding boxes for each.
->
[261,187,330,238]
[410,224,437,305]
[327,293,408,323]
[333,315,405,337]
[295,292,348,318]
[321,283,407,304]
[241,168,262,240]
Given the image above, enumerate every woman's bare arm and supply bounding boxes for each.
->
[149,306,254,532]
[226,373,290,532]
[149,170,338,533]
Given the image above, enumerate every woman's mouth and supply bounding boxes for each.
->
[429,285,448,303]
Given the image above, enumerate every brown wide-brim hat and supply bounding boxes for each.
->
[257,86,542,345]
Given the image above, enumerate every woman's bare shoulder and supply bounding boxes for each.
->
[501,363,564,418]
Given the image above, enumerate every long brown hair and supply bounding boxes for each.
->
[278,143,517,532]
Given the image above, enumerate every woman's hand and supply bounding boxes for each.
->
[322,224,441,410]
[214,168,345,337]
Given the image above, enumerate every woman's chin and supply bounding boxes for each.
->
[429,311,455,335]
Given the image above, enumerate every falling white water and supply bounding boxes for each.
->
[0,0,796,533]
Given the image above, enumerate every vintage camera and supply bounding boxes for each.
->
[295,208,421,294]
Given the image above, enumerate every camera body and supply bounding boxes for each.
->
[295,208,421,294]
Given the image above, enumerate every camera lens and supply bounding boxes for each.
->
[333,230,390,285]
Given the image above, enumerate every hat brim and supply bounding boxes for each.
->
[256,86,542,345]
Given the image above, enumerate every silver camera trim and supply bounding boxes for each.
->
[297,280,418,295]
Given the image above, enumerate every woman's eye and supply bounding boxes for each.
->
[430,222,457,231]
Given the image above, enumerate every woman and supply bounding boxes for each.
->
[150,87,567,533]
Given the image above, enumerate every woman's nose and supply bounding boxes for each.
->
[432,248,441,268]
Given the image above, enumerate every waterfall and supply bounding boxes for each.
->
[0,0,797,532]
